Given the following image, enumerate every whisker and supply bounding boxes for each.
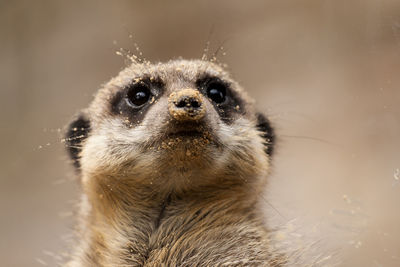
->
[201,25,215,61]
[234,173,288,222]
[280,134,338,146]
[210,37,230,63]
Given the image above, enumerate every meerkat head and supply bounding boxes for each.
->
[65,59,274,195]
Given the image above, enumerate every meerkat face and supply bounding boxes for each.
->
[66,60,274,191]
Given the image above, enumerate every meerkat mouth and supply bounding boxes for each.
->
[167,130,204,138]
[164,122,210,139]
[155,122,217,153]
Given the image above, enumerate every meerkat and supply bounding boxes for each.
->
[64,59,282,266]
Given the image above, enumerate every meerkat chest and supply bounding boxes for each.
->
[109,203,273,266]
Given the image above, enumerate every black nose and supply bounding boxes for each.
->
[175,96,201,109]
[168,89,205,121]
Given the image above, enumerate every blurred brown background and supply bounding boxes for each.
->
[1,0,399,266]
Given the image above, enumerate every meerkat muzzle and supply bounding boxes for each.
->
[168,89,205,121]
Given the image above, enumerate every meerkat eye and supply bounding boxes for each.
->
[206,81,226,104]
[126,83,151,107]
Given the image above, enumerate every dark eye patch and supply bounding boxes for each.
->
[111,76,164,126]
[196,76,245,124]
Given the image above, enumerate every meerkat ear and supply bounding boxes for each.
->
[65,113,91,169]
[256,113,275,156]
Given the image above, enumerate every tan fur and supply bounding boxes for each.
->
[66,60,283,266]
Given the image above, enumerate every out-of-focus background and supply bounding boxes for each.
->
[1,0,399,266]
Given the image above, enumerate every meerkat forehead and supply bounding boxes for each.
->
[112,59,235,88]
